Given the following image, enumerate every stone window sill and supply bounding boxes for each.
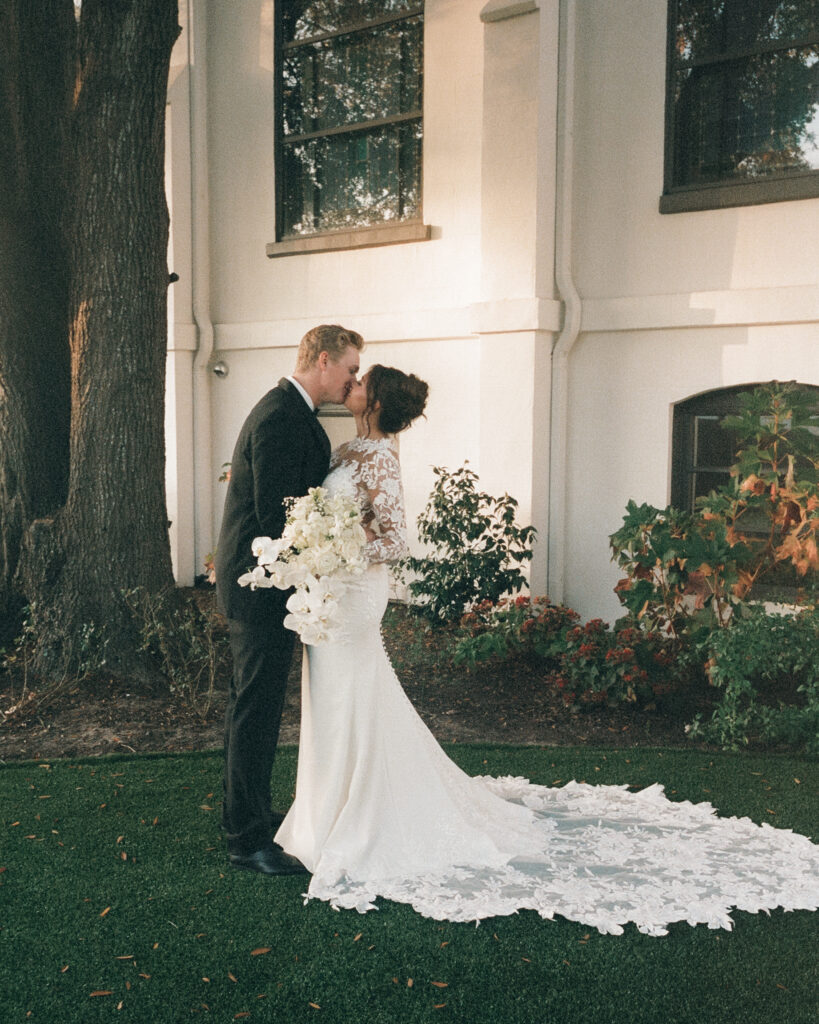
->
[266,221,432,258]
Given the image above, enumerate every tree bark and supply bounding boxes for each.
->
[0,0,73,639]
[1,0,181,677]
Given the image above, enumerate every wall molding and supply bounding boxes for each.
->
[480,0,539,23]
[212,296,563,351]
[581,284,819,333]
[197,284,819,354]
[471,297,561,334]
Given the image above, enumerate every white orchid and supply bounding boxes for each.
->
[236,565,275,590]
[252,536,286,564]
[267,561,307,590]
[238,486,368,644]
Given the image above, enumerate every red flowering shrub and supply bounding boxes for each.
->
[550,620,679,708]
[455,598,682,709]
[455,596,579,667]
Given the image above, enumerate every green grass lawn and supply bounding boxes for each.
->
[1,745,817,1024]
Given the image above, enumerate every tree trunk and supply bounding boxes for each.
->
[0,0,73,640]
[1,0,181,677]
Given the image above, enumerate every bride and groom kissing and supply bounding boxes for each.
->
[213,325,818,932]
[214,324,427,876]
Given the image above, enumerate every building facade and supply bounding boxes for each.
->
[164,0,819,622]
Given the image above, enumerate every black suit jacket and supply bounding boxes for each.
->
[214,378,331,623]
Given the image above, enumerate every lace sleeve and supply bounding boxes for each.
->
[358,445,409,564]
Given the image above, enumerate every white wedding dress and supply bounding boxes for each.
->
[275,437,819,935]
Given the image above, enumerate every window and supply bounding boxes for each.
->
[671,382,819,511]
[671,386,750,511]
[661,1,819,213]
[273,1,424,249]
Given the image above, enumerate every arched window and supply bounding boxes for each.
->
[670,382,819,511]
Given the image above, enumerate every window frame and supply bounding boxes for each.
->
[269,2,427,255]
[670,382,819,512]
[660,1,819,214]
[670,385,755,512]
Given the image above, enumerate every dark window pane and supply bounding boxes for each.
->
[283,17,423,136]
[672,44,819,186]
[665,1,819,204]
[676,1,819,61]
[693,415,737,469]
[691,469,731,498]
[284,0,419,43]
[282,121,422,235]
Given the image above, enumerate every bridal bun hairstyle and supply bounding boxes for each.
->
[365,364,429,435]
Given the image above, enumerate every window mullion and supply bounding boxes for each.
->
[283,111,423,146]
[283,8,423,50]
[676,34,819,72]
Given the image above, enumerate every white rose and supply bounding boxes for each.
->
[315,550,339,575]
[339,537,362,563]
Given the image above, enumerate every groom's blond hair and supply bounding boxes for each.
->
[296,324,364,371]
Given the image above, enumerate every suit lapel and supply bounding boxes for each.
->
[278,378,331,460]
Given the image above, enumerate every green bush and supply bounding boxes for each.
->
[610,501,741,637]
[698,381,819,595]
[610,382,819,642]
[122,587,229,719]
[454,595,580,667]
[551,619,683,709]
[687,606,819,752]
[398,464,535,623]
[454,597,684,711]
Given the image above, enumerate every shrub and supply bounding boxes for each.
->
[699,381,819,597]
[610,382,819,640]
[550,619,683,709]
[122,587,229,719]
[454,595,580,667]
[454,596,683,711]
[610,502,740,637]
[687,606,819,752]
[398,464,535,623]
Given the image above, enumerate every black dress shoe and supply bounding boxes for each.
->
[229,845,308,876]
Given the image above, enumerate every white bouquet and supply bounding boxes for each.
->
[238,487,368,644]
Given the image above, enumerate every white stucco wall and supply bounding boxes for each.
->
[164,0,817,618]
[562,0,819,620]
[192,0,556,584]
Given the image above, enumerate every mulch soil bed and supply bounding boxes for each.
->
[0,593,714,763]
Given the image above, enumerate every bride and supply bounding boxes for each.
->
[274,365,819,935]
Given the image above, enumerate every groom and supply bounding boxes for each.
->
[215,325,364,875]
